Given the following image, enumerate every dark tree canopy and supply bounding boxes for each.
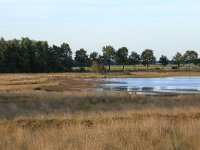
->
[173,52,183,68]
[75,48,89,67]
[90,52,99,61]
[128,51,140,66]
[141,49,156,68]
[0,37,73,73]
[159,55,169,68]
[102,45,115,71]
[183,50,198,69]
[183,50,198,63]
[115,47,128,69]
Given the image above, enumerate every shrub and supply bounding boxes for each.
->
[154,67,161,70]
[79,67,86,72]
[91,61,105,74]
[172,66,178,70]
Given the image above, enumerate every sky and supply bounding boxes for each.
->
[0,0,200,59]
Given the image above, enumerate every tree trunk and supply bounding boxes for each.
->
[123,64,125,70]
[178,63,180,69]
[108,60,110,72]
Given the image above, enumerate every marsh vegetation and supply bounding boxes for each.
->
[0,73,200,149]
[0,92,200,149]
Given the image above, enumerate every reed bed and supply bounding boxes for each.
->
[0,91,200,150]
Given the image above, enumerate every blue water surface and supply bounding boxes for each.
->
[89,76,200,94]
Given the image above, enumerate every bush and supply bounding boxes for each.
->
[172,66,178,70]
[91,61,105,74]
[154,67,161,70]
[79,67,86,72]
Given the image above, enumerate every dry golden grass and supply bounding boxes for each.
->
[0,73,200,149]
[0,91,200,149]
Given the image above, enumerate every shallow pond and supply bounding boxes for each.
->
[88,76,200,94]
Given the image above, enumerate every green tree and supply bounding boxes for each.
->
[159,55,169,69]
[128,51,140,66]
[75,48,89,68]
[102,46,115,71]
[46,45,60,72]
[183,50,198,69]
[115,47,128,70]
[0,37,74,73]
[28,40,49,72]
[90,52,99,61]
[141,49,156,69]
[173,52,183,69]
[60,43,73,71]
[37,41,49,72]
[89,52,99,66]
[0,38,6,72]
[3,39,22,72]
[21,37,34,72]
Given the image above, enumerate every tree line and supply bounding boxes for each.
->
[0,37,199,73]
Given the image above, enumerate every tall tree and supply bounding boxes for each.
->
[173,52,183,69]
[21,37,33,72]
[0,38,6,72]
[29,40,49,72]
[60,43,73,71]
[115,47,128,70]
[46,45,60,72]
[3,39,22,72]
[141,49,156,69]
[75,48,89,68]
[159,55,169,69]
[183,50,198,69]
[128,51,140,66]
[37,41,49,72]
[102,46,115,71]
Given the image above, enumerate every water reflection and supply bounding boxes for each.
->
[90,76,200,94]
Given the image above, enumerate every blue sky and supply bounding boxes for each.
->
[0,0,200,59]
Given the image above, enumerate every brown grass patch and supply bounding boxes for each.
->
[0,73,200,149]
[0,92,199,149]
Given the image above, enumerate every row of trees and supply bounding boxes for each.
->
[75,46,199,71]
[0,37,199,73]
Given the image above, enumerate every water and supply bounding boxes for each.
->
[89,76,200,94]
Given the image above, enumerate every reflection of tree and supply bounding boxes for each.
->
[141,87,154,91]
[127,87,140,92]
[103,86,128,92]
[102,86,156,93]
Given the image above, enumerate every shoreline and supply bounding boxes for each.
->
[0,72,199,93]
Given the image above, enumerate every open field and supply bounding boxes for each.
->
[0,73,200,149]
[73,64,200,71]
[0,92,200,149]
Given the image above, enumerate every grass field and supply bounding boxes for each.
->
[0,73,200,149]
[0,92,200,149]
[73,64,200,71]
